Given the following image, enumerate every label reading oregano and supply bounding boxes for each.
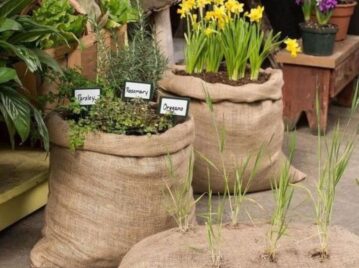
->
[158,97,190,118]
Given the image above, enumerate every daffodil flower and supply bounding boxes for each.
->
[284,38,301,57]
[225,0,244,14]
[246,5,264,23]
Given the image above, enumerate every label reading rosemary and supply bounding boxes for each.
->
[159,97,190,118]
[74,88,101,106]
[124,81,153,100]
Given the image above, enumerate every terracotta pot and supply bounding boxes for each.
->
[330,1,358,41]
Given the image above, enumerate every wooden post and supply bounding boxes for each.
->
[154,8,175,65]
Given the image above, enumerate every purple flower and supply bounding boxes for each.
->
[317,0,337,12]
[295,0,304,4]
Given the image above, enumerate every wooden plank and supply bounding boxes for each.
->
[276,35,359,69]
[0,180,48,231]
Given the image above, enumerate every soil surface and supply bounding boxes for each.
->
[174,70,270,87]
[301,21,338,30]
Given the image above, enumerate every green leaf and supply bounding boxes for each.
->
[0,86,31,142]
[33,108,49,152]
[32,49,61,73]
[0,67,22,85]
[0,0,33,17]
[0,18,23,33]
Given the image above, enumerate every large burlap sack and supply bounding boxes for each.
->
[30,113,196,268]
[119,224,359,268]
[159,65,305,194]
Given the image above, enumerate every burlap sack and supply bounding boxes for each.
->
[30,113,196,268]
[142,0,179,13]
[159,66,305,193]
[119,224,359,268]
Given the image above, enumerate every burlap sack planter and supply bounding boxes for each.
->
[119,224,359,268]
[143,0,179,13]
[30,112,196,268]
[159,66,305,194]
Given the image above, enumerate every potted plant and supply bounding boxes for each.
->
[297,0,338,56]
[330,0,357,41]
[30,14,197,268]
[159,0,305,194]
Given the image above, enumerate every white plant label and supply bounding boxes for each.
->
[74,88,101,106]
[159,97,190,117]
[124,81,152,100]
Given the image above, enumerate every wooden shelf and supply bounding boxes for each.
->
[276,35,359,69]
[0,146,49,231]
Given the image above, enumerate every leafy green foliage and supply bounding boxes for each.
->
[0,67,49,151]
[32,0,87,49]
[98,0,138,29]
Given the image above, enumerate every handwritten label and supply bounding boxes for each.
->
[159,97,190,117]
[124,81,153,100]
[74,88,101,106]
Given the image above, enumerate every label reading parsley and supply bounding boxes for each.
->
[123,81,153,101]
[158,97,190,118]
[74,88,101,106]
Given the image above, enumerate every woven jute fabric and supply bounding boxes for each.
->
[30,113,196,268]
[119,224,359,268]
[159,66,305,193]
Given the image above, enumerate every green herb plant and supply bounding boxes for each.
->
[32,0,88,49]
[164,149,204,232]
[98,6,167,97]
[266,132,296,262]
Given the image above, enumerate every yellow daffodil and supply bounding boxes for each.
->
[246,5,264,23]
[204,27,215,36]
[196,0,210,8]
[225,0,244,14]
[213,5,226,21]
[205,11,215,21]
[284,38,301,57]
[213,0,224,5]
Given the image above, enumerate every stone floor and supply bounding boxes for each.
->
[1,103,359,267]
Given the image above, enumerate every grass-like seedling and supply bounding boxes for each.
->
[164,149,203,232]
[199,88,263,226]
[314,90,356,258]
[230,150,263,226]
[266,132,296,262]
[204,181,226,268]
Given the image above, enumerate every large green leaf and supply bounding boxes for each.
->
[0,103,16,148]
[0,18,23,33]
[33,108,49,152]
[0,67,22,85]
[0,0,34,18]
[32,48,62,73]
[0,40,42,72]
[0,86,31,142]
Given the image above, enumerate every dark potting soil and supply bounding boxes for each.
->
[174,70,270,87]
[301,22,338,31]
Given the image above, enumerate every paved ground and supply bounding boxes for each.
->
[1,104,358,268]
